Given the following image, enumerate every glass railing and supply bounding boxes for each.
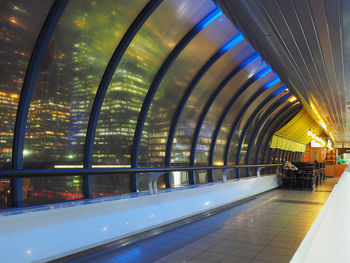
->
[0,164,282,209]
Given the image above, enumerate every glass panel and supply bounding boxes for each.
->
[94,0,213,168]
[0,178,12,208]
[138,173,166,192]
[23,176,83,206]
[92,174,132,197]
[257,103,298,163]
[171,17,244,166]
[223,169,238,180]
[0,0,54,168]
[197,57,269,165]
[212,168,224,182]
[171,171,189,187]
[195,170,208,184]
[255,102,290,163]
[230,82,284,165]
[228,76,281,165]
[213,70,275,166]
[243,94,288,165]
[138,0,217,167]
[24,0,147,169]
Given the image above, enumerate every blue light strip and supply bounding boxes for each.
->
[198,8,222,30]
[256,67,272,79]
[273,85,286,96]
[264,77,281,90]
[220,34,244,52]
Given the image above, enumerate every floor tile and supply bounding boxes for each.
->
[192,250,226,262]
[220,254,251,263]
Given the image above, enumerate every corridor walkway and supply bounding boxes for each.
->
[65,178,338,263]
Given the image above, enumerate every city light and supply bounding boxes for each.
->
[23,149,31,156]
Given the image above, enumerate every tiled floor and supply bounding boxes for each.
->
[68,178,338,263]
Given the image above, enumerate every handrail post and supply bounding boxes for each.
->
[147,172,166,194]
[256,167,264,177]
[222,168,235,182]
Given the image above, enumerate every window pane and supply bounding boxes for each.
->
[92,174,132,197]
[23,176,83,206]
[257,102,295,163]
[239,90,289,165]
[171,16,241,166]
[227,73,278,165]
[139,0,218,167]
[195,49,265,165]
[213,70,275,165]
[23,0,147,169]
[228,79,282,165]
[94,0,213,168]
[21,0,148,205]
[0,1,54,168]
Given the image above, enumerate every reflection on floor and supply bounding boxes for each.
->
[67,178,338,263]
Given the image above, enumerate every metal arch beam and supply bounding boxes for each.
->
[11,0,69,207]
[267,148,274,165]
[278,149,284,163]
[282,150,287,162]
[256,103,301,164]
[189,53,260,178]
[132,7,222,190]
[260,105,300,164]
[208,66,271,173]
[238,93,288,178]
[289,151,294,161]
[262,107,301,164]
[290,152,294,161]
[245,94,291,165]
[162,36,248,186]
[235,86,287,167]
[272,149,279,164]
[285,151,290,161]
[281,150,286,162]
[255,103,294,163]
[83,0,163,196]
[224,77,280,170]
[261,104,302,164]
[239,93,290,176]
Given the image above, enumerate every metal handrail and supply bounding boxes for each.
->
[0,164,283,178]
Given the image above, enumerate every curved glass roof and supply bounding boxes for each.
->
[0,0,307,207]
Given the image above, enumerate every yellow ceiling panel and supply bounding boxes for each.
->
[274,109,323,145]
